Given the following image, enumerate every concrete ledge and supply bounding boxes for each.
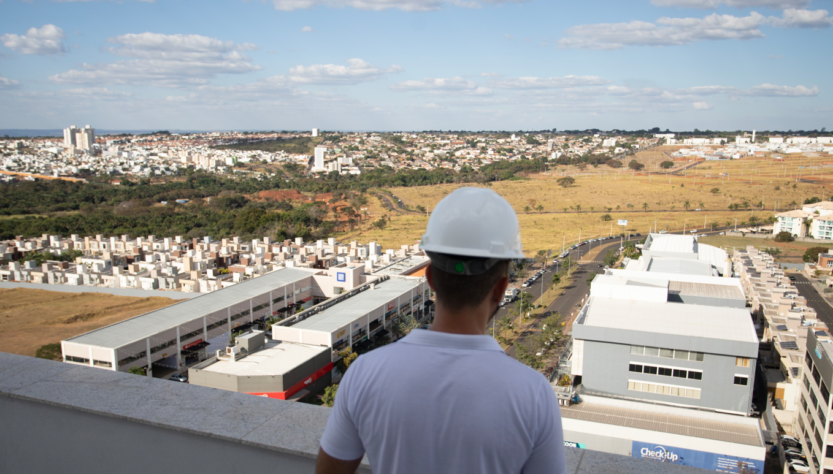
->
[0,352,711,473]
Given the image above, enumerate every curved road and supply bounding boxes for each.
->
[373,192,422,215]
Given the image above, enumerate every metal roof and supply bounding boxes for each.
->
[372,256,430,277]
[290,277,423,333]
[668,281,745,300]
[199,341,328,377]
[646,258,712,275]
[645,234,696,253]
[583,297,758,343]
[65,267,314,349]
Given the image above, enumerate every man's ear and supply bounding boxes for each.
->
[492,276,509,305]
[425,264,435,291]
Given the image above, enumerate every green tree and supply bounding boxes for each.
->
[600,214,612,221]
[710,188,719,194]
[551,273,561,289]
[628,160,644,171]
[524,206,531,213]
[586,273,597,286]
[536,204,544,213]
[128,366,146,376]
[35,343,62,361]
[556,176,575,188]
[320,384,338,407]
[803,246,829,263]
[774,231,794,242]
[642,202,649,211]
[660,161,674,169]
[602,249,618,266]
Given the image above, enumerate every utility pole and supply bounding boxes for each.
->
[735,218,738,231]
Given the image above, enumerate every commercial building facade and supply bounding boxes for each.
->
[798,330,833,474]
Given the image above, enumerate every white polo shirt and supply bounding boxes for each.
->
[320,329,567,474]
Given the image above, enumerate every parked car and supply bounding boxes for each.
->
[789,275,797,282]
[787,458,810,473]
[169,373,188,383]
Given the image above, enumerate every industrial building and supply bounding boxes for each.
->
[188,331,333,401]
[559,233,767,472]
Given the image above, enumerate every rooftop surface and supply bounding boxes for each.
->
[200,342,328,377]
[646,258,712,275]
[372,256,430,277]
[668,281,745,300]
[65,267,314,349]
[645,234,696,254]
[290,277,422,333]
[561,395,762,447]
[583,297,758,343]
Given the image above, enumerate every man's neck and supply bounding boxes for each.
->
[429,304,492,336]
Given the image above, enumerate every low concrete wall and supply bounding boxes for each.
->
[0,352,710,474]
[0,281,195,299]
[725,231,832,244]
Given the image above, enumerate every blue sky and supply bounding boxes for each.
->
[0,0,831,131]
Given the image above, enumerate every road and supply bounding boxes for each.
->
[791,274,833,330]
[502,227,731,362]
[373,192,422,215]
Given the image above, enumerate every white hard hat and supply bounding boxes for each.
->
[421,187,524,260]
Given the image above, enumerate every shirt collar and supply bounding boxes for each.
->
[400,329,505,352]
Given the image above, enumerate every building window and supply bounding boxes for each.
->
[734,376,749,386]
[628,380,701,400]
[658,367,672,376]
[806,375,812,391]
[818,405,827,428]
[811,390,818,408]
[690,352,705,362]
[807,351,815,371]
[645,347,660,357]
[66,355,89,364]
[673,369,688,378]
[93,360,112,368]
[630,346,644,355]
[814,367,822,386]
[660,348,674,359]
[644,366,658,375]
[736,357,750,367]
[674,350,689,360]
[685,388,701,399]
[629,364,643,373]
[688,371,703,380]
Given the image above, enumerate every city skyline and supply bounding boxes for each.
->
[0,0,831,131]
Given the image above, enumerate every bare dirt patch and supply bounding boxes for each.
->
[0,288,177,358]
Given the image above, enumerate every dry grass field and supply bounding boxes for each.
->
[0,288,177,358]
[335,149,831,255]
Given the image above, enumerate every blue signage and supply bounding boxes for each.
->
[631,441,763,473]
[816,347,823,360]
[337,272,346,282]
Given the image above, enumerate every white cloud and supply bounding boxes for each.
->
[288,58,402,85]
[559,13,768,49]
[269,0,526,11]
[771,9,833,28]
[693,101,712,109]
[390,76,492,95]
[559,9,830,49]
[1,24,67,55]
[301,26,314,32]
[681,83,818,96]
[49,32,260,87]
[0,73,20,90]
[651,0,808,8]
[492,75,611,89]
[746,83,818,96]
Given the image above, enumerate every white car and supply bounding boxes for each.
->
[522,282,530,288]
[787,458,810,473]
[658,230,667,234]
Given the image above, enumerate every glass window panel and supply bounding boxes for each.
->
[670,387,681,396]
[660,385,671,395]
[628,381,637,391]
[629,364,643,373]
[690,352,704,362]
[631,346,645,355]
[687,389,701,399]
[645,347,660,357]
[642,384,655,393]
[734,376,749,386]
[644,366,658,375]
[674,350,689,360]
[673,369,687,378]
[660,348,674,358]
[658,367,672,377]
[688,371,703,380]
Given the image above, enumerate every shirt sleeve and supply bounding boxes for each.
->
[521,381,568,474]
[319,363,366,461]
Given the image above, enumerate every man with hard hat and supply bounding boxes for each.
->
[316,187,567,474]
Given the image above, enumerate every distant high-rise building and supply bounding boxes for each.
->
[314,146,327,170]
[312,128,319,137]
[63,125,77,148]
[63,125,95,150]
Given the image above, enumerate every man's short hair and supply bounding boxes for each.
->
[429,254,509,311]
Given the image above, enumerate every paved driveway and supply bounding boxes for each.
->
[791,274,833,329]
